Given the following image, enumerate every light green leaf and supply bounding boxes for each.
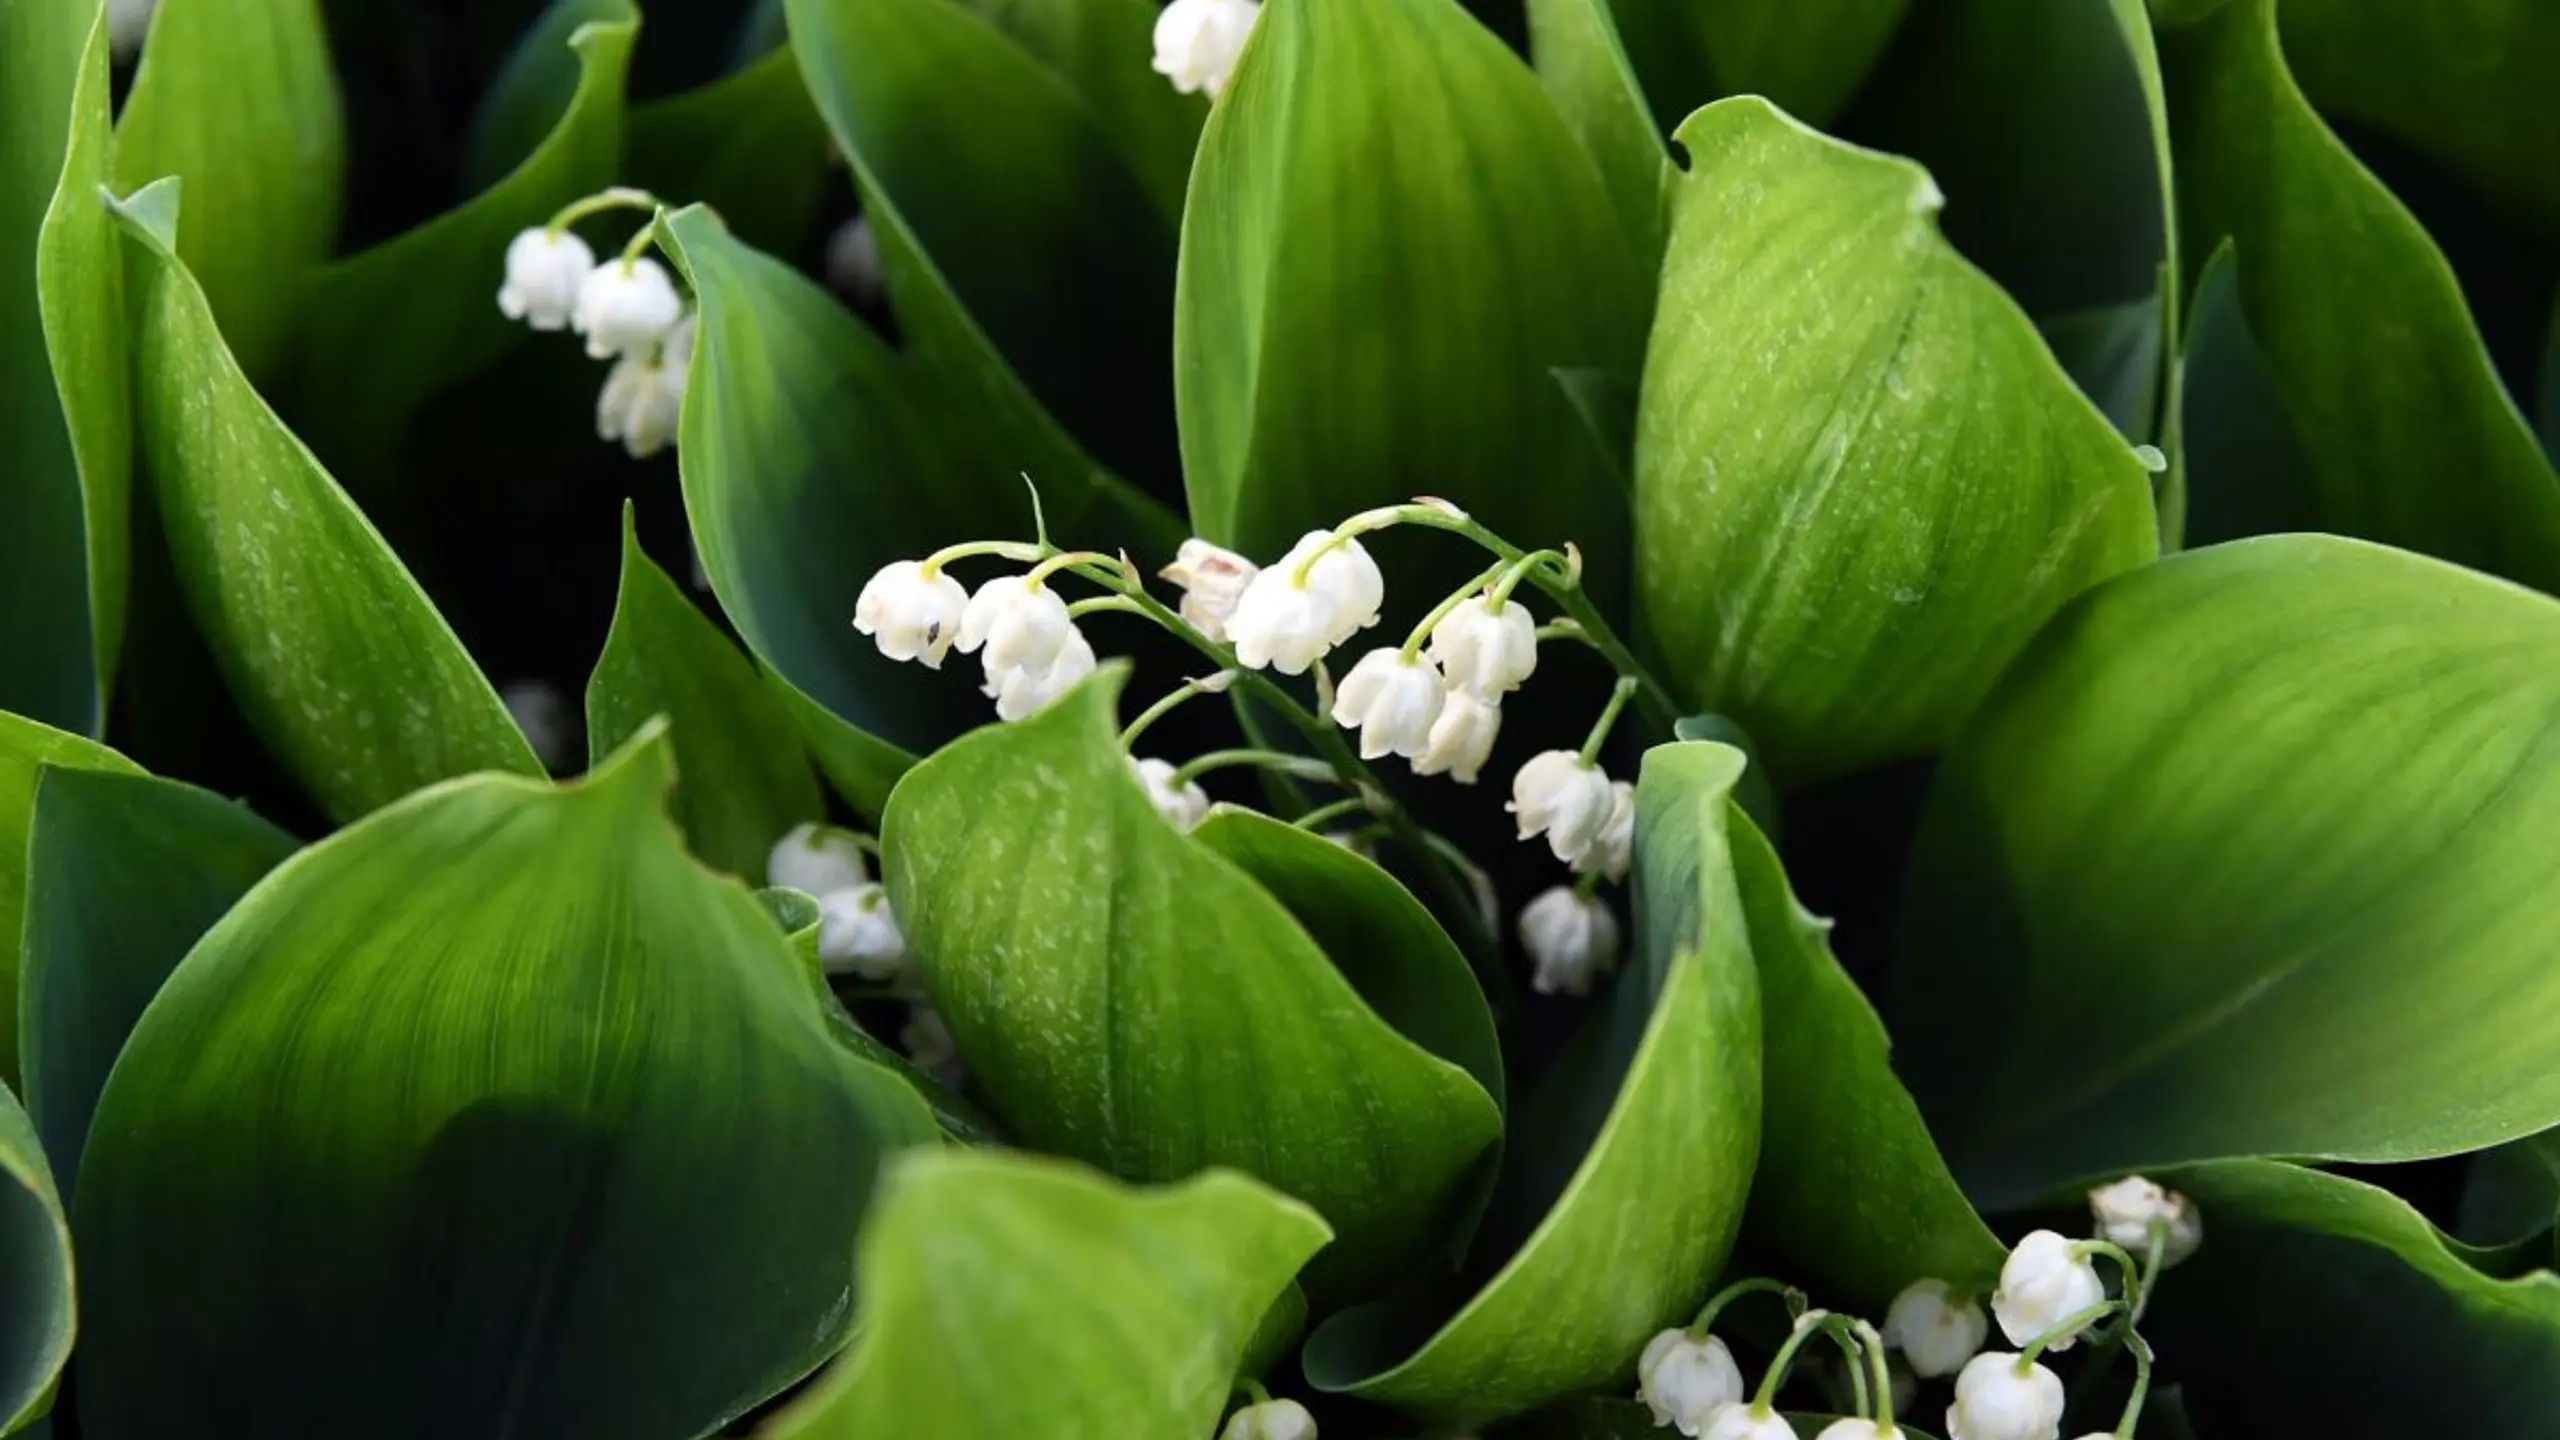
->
[1603,0,1907,129]
[627,43,833,258]
[73,727,940,1440]
[1634,99,2157,788]
[110,179,540,824]
[2161,0,2560,586]
[113,0,344,381]
[1305,742,1759,1429]
[290,2,638,468]
[2,1,127,736]
[586,507,824,879]
[881,672,1500,1301]
[955,0,1206,221]
[0,1081,71,1436]
[1525,0,1668,272]
[1731,813,2001,1312]
[19,768,296,1200]
[2148,1160,2560,1436]
[1893,535,2560,1208]
[0,714,140,1091]
[760,1152,1330,1439]
[1177,0,1641,585]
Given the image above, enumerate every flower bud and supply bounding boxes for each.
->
[853,560,970,668]
[573,255,686,360]
[957,575,1076,676]
[1636,1329,1742,1434]
[1131,757,1211,831]
[498,227,596,330]
[767,823,870,896]
[1992,1231,2107,1351]
[2087,1174,2202,1268]
[1152,0,1262,98]
[825,216,883,307]
[1945,1351,2064,1440]
[1571,779,1635,883]
[1330,649,1444,759]
[1219,1397,1316,1440]
[1161,538,1259,643]
[1412,691,1500,784]
[1520,886,1620,996]
[1427,594,1537,699]
[986,627,1096,722]
[1508,751,1616,864]
[817,884,910,983]
[1701,1404,1795,1440]
[1883,1277,1989,1379]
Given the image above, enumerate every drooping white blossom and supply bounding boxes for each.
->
[1883,1277,1990,1379]
[853,560,971,668]
[1700,1405,1795,1440]
[767,822,870,897]
[1814,1421,1899,1440]
[1219,1397,1316,1440]
[1992,1231,2107,1351]
[1152,0,1261,99]
[957,574,1076,678]
[595,314,691,458]
[2087,1175,2202,1268]
[1331,649,1445,760]
[825,216,883,307]
[1572,779,1635,883]
[1161,537,1259,643]
[818,883,910,984]
[1428,595,1537,699]
[1131,757,1211,831]
[573,255,686,360]
[1508,750,1617,865]
[1945,1352,2065,1440]
[986,627,1096,721]
[1412,691,1500,785]
[1636,1329,1743,1436]
[1226,531,1383,674]
[1519,886,1620,996]
[497,228,596,331]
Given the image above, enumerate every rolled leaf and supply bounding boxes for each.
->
[1603,0,1907,129]
[626,42,833,257]
[0,714,140,1089]
[0,1082,71,1436]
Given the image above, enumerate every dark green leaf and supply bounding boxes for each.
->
[2177,240,2321,544]
[760,1152,1330,1439]
[2040,298,2166,443]
[73,727,940,1440]
[955,0,1206,220]
[0,714,140,1090]
[1605,0,1907,130]
[109,180,541,823]
[1634,98,2156,788]
[882,672,1500,1301]
[462,0,630,192]
[19,768,296,1200]
[627,43,833,258]
[1894,535,2560,1207]
[1525,0,1668,273]
[113,0,344,380]
[0,1081,71,1435]
[586,506,825,879]
[2161,0,2560,586]
[2456,1131,2560,1257]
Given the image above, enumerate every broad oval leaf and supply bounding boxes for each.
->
[2458,1131,2560,1258]
[586,506,824,879]
[1305,741,1760,1429]
[1893,534,2560,1207]
[0,1081,71,1435]
[0,714,140,1089]
[113,0,344,380]
[627,43,833,258]
[109,180,541,823]
[1524,0,1668,273]
[73,727,940,1440]
[955,0,1205,221]
[761,1152,1330,1439]
[1177,0,1641,584]
[1603,0,1907,130]
[881,672,1501,1299]
[2162,0,2560,585]
[19,768,296,1201]
[1634,98,2157,788]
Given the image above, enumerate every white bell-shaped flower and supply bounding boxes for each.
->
[1218,1397,1315,1440]
[1883,1277,1989,1379]
[1509,750,1617,864]
[826,216,883,307]
[1520,886,1620,996]
[1131,757,1211,831]
[987,627,1096,722]
[768,823,870,896]
[595,319,689,459]
[1330,649,1444,759]
[1161,537,1259,643]
[1700,1404,1795,1440]
[1227,531,1382,673]
[1571,779,1635,883]
[497,227,596,331]
[1636,1328,1742,1435]
[1993,1231,2107,1351]
[2087,1175,2203,1268]
[853,560,971,668]
[817,883,910,983]
[900,1004,965,1089]
[957,574,1076,678]
[1412,691,1500,784]
[108,0,158,57]
[1945,1352,2065,1440]
[1428,595,1537,699]
[574,256,685,359]
[1153,0,1261,98]
[1814,1421,1899,1440]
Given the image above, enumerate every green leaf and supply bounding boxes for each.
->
[19,769,296,1200]
[2178,240,2321,543]
[113,0,345,381]
[2148,1160,2560,1436]
[1176,0,1641,583]
[586,507,824,879]
[462,0,628,191]
[2458,1131,2560,1257]
[1604,0,1907,129]
[2039,298,2165,443]
[1634,99,2157,789]
[1730,812,2002,1312]
[627,43,833,258]
[0,1080,71,1436]
[0,714,140,1091]
[1524,0,1668,273]
[760,1152,1330,1439]
[1305,742,1759,1429]
[881,671,1501,1300]
[289,2,638,468]
[954,0,1206,221]
[2161,0,2560,587]
[1893,535,2560,1208]
[109,179,541,824]
[72,727,940,1440]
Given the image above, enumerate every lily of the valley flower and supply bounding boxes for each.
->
[1701,1406,1795,1440]
[1814,1422,1901,1440]
[2088,1174,2203,1268]
[1413,691,1500,784]
[1945,1352,2065,1440]
[497,228,596,331]
[1571,779,1635,883]
[1331,649,1445,759]
[957,575,1077,677]
[825,216,883,307]
[985,628,1096,721]
[1636,1329,1743,1436]
[1992,1231,2107,1351]
[1428,594,1537,699]
[1509,750,1617,864]
[817,884,910,983]
[1219,1398,1316,1440]
[1131,757,1211,831]
[1152,0,1261,98]
[1883,1277,1990,1379]
[854,561,971,667]
[1227,531,1383,674]
[1162,537,1259,643]
[574,255,686,360]
[1519,886,1620,996]
[595,313,692,459]
[767,822,870,897]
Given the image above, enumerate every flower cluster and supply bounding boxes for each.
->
[766,824,961,1089]
[855,553,1101,722]
[495,197,695,459]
